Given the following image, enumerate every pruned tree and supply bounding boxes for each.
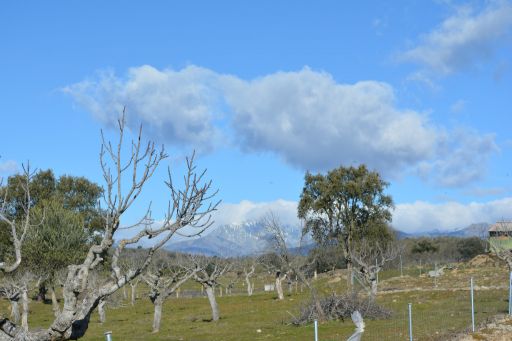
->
[241,259,256,296]
[142,252,198,333]
[0,284,21,325]
[0,272,36,332]
[191,256,231,321]
[119,249,147,306]
[351,237,398,299]
[298,165,393,287]
[0,113,218,340]
[263,213,319,303]
[217,272,238,296]
[0,165,39,274]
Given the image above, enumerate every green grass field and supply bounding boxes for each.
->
[2,262,510,340]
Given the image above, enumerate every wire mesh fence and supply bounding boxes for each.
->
[118,270,511,340]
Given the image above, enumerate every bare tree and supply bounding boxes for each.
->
[0,165,40,274]
[143,254,197,333]
[263,213,315,295]
[351,238,398,299]
[119,249,146,306]
[241,259,256,296]
[262,212,326,320]
[217,272,238,296]
[129,277,141,306]
[262,213,291,300]
[0,113,218,340]
[0,285,21,325]
[191,257,231,321]
[0,272,36,333]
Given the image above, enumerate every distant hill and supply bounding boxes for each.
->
[165,221,306,257]
[165,221,490,256]
[398,223,489,239]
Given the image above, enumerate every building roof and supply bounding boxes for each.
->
[489,221,512,232]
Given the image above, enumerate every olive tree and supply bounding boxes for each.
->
[1,168,103,303]
[0,114,218,340]
[351,238,398,299]
[191,256,231,321]
[143,254,197,333]
[0,166,38,274]
[298,165,393,286]
[262,212,324,317]
[241,259,256,296]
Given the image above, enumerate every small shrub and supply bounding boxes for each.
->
[292,293,392,325]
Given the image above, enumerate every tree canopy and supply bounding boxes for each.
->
[298,165,394,267]
[0,169,103,270]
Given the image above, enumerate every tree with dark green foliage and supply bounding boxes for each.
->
[23,199,91,316]
[412,239,439,254]
[0,169,103,303]
[298,165,393,281]
[457,237,485,261]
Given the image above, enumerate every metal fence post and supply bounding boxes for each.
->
[408,303,413,341]
[470,277,475,333]
[314,319,318,341]
[104,331,113,341]
[434,263,437,288]
[508,272,512,316]
[400,253,403,277]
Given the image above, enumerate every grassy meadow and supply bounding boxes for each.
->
[2,261,510,340]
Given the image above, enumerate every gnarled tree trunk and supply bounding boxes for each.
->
[130,283,137,306]
[152,299,163,333]
[50,286,60,318]
[275,273,285,300]
[97,299,106,324]
[245,276,253,296]
[20,288,29,332]
[370,278,378,299]
[205,285,219,321]
[9,301,20,325]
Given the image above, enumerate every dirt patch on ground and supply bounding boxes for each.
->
[468,254,504,268]
[451,315,512,341]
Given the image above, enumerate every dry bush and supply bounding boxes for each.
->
[292,293,392,325]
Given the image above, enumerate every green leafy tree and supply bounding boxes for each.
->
[411,239,439,254]
[0,170,103,301]
[456,237,485,261]
[22,198,91,315]
[298,165,393,278]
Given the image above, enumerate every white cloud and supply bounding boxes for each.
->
[450,99,466,113]
[212,199,299,228]
[399,2,512,74]
[0,160,18,174]
[222,68,438,175]
[64,65,224,152]
[421,129,498,187]
[66,65,496,186]
[394,197,512,233]
[202,197,512,234]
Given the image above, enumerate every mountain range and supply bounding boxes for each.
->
[166,221,307,257]
[165,222,490,257]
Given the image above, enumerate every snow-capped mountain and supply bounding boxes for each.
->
[165,221,307,257]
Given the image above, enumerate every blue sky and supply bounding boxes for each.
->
[1,0,512,233]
